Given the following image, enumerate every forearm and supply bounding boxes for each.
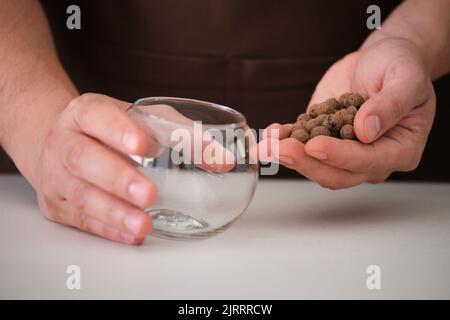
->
[363,0,450,80]
[0,0,78,186]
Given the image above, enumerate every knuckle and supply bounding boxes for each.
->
[64,139,86,173]
[76,93,102,108]
[79,92,99,101]
[70,183,88,211]
[76,213,89,231]
[397,143,423,172]
[67,94,89,112]
[69,94,100,129]
[37,195,64,223]
[368,173,390,184]
[37,195,52,218]
[270,123,281,128]
[43,128,61,153]
[40,182,54,200]
[402,154,421,172]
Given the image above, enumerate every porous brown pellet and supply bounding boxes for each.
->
[297,113,311,122]
[343,113,354,125]
[305,114,327,132]
[290,92,364,143]
[322,112,344,132]
[292,120,308,132]
[345,106,358,115]
[291,129,310,143]
[309,98,340,118]
[330,129,339,138]
[338,93,365,108]
[340,124,355,139]
[310,126,331,138]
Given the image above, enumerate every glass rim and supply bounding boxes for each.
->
[127,96,248,129]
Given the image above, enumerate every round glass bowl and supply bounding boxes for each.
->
[127,97,258,239]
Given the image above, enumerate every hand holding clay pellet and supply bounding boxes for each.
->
[290,92,365,143]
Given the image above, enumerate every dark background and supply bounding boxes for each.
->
[1,0,449,181]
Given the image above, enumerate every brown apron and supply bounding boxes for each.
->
[1,0,402,177]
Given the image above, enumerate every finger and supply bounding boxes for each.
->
[354,77,428,143]
[61,134,157,209]
[68,210,146,245]
[278,138,368,189]
[67,93,149,155]
[61,178,151,244]
[304,135,398,173]
[134,104,237,173]
[258,123,291,163]
[262,123,292,140]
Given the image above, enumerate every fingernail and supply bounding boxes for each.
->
[120,231,135,244]
[122,130,139,151]
[123,214,142,234]
[308,151,327,160]
[279,156,294,165]
[364,115,381,141]
[128,181,149,205]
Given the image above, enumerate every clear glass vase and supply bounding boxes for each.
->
[127,97,258,239]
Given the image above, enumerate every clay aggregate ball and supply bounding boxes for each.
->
[291,129,309,143]
[290,92,365,143]
[340,124,355,139]
[338,93,365,108]
[305,114,327,132]
[310,126,331,138]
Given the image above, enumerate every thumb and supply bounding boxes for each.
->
[354,82,424,143]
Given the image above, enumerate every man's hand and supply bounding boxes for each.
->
[265,37,435,189]
[34,93,237,244]
[35,93,157,245]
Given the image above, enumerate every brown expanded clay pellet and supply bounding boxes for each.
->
[310,126,331,138]
[305,114,327,132]
[308,98,341,117]
[340,124,355,139]
[291,129,309,143]
[339,93,365,108]
[297,113,311,122]
[290,92,365,143]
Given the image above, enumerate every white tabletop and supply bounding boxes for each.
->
[0,174,449,299]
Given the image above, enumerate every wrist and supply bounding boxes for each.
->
[362,0,450,80]
[362,31,432,78]
[1,88,77,188]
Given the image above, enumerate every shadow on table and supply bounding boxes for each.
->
[243,190,439,231]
